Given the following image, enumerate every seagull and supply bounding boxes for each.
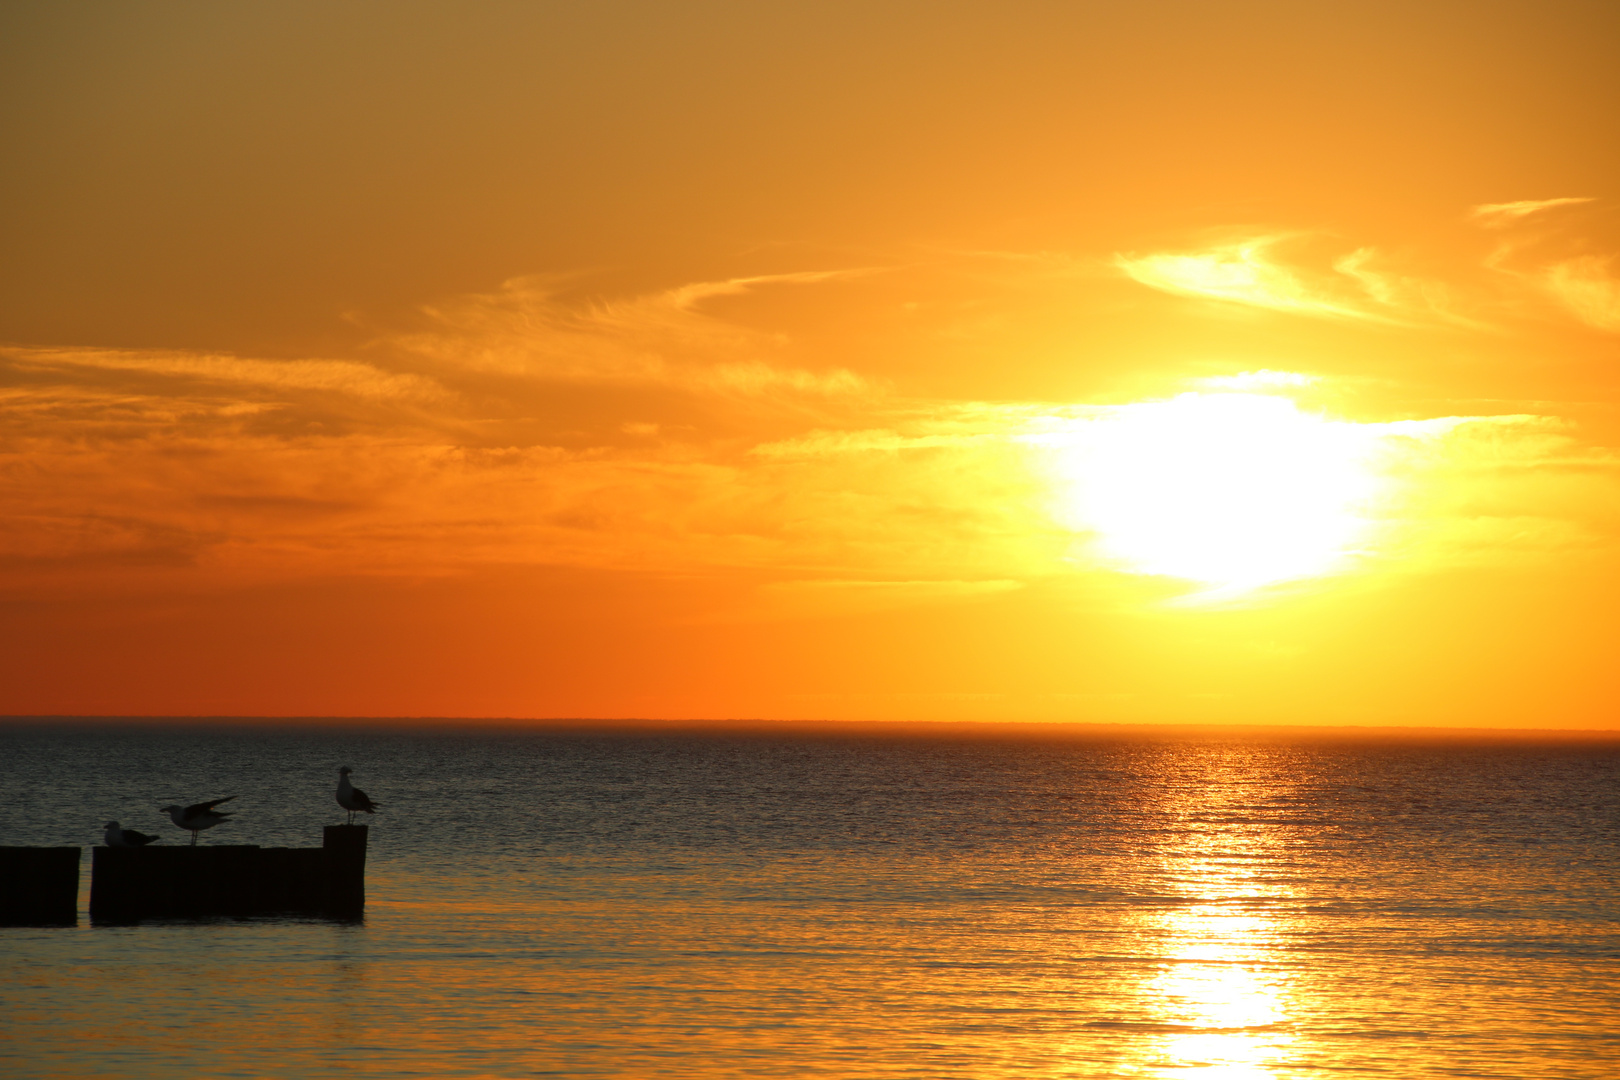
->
[103,821,160,847]
[160,796,236,845]
[336,767,379,824]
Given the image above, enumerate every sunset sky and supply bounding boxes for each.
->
[3,1,1618,726]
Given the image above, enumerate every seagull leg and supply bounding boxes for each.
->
[190,830,198,846]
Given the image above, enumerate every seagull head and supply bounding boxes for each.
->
[339,766,353,776]
[104,821,119,829]
[159,805,180,814]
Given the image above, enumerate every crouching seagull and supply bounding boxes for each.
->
[336,767,379,824]
[103,821,160,847]
[160,796,236,845]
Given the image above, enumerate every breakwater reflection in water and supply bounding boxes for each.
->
[3,723,1617,1078]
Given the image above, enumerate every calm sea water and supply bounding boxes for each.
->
[2,723,1617,1079]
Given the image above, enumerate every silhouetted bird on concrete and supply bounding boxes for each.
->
[336,767,379,824]
[160,797,236,845]
[103,821,160,847]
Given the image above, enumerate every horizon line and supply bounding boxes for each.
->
[3,715,1617,741]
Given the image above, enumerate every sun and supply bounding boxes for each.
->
[1053,390,1383,594]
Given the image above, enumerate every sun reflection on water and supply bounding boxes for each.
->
[1144,911,1297,1079]
[1127,767,1304,1080]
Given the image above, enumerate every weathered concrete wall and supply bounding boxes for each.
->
[86,825,368,922]
[322,824,367,916]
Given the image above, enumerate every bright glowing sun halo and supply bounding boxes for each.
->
[1054,391,1384,595]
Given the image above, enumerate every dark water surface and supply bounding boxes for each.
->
[3,723,1617,1078]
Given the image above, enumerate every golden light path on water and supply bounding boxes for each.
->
[1124,754,1302,1080]
[1142,883,1297,1077]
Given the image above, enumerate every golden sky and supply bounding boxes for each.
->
[3,2,1618,726]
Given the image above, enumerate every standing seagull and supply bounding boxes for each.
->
[159,796,236,845]
[103,821,160,847]
[336,767,379,824]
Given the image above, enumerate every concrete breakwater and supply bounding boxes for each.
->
[1,825,367,925]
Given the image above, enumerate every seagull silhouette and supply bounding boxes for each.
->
[103,821,160,847]
[336,767,380,825]
[159,797,236,845]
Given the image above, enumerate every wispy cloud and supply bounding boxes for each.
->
[1367,412,1620,570]
[1331,248,1490,329]
[1469,197,1620,332]
[0,270,1017,592]
[1115,238,1433,324]
[1471,197,1595,227]
[1,257,1609,604]
[1120,209,1620,333]
[394,271,871,397]
[5,346,446,403]
[1541,256,1620,331]
[1117,238,1379,320]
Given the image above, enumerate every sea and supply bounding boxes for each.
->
[2,721,1617,1079]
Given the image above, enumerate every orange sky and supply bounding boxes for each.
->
[2,1,1618,726]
